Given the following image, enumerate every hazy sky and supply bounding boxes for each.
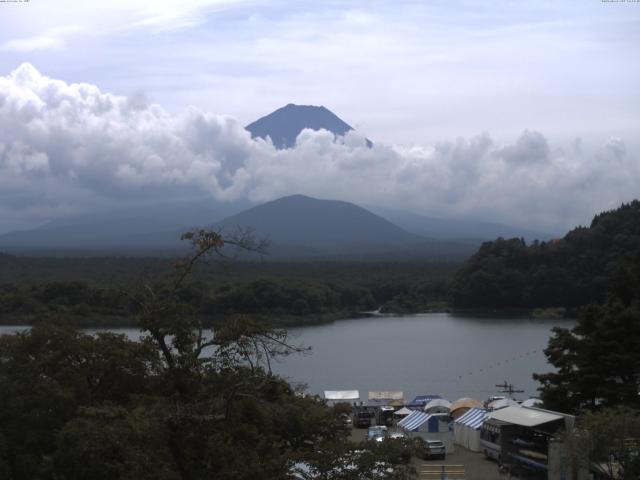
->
[0,1,638,234]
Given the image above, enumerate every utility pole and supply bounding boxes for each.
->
[495,381,524,398]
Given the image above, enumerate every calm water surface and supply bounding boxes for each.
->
[0,313,574,402]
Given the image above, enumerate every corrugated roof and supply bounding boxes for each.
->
[323,390,360,401]
[455,408,487,429]
[398,411,433,431]
[486,406,564,427]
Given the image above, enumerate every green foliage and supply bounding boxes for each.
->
[0,258,458,326]
[534,303,640,413]
[0,321,160,479]
[53,407,179,480]
[561,408,640,480]
[451,201,640,309]
[204,278,376,317]
[0,231,416,480]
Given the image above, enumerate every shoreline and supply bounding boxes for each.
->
[0,306,576,329]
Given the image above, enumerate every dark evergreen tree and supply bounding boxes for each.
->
[534,303,640,413]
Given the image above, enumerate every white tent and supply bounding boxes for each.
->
[486,406,574,429]
[367,391,404,406]
[521,398,543,408]
[424,398,452,413]
[323,390,360,405]
[453,408,487,452]
[394,407,413,417]
[488,398,519,410]
[368,391,403,401]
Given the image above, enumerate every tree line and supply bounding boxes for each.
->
[450,201,640,310]
[0,260,456,326]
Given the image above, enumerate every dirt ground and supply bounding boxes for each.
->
[349,427,505,480]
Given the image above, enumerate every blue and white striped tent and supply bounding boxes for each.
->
[453,408,487,451]
[398,411,430,431]
[398,410,447,433]
[455,408,487,429]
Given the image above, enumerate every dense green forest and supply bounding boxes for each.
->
[451,201,640,309]
[0,255,456,326]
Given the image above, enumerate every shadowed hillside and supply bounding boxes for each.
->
[451,200,640,309]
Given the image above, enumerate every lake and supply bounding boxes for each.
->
[0,313,573,403]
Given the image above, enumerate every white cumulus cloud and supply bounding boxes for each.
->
[0,64,638,235]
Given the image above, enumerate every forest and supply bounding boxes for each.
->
[450,201,640,310]
[1,201,640,328]
[0,256,455,326]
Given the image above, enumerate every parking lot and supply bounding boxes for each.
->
[349,427,504,480]
[413,447,504,480]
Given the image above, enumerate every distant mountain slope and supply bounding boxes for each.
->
[0,199,248,254]
[450,200,640,309]
[246,104,371,149]
[0,193,485,260]
[217,194,416,249]
[215,195,477,260]
[369,206,553,242]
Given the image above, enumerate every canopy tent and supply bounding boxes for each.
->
[456,408,488,429]
[323,390,360,405]
[398,410,455,453]
[424,398,452,413]
[367,391,404,406]
[453,408,487,452]
[488,398,519,410]
[407,395,441,408]
[394,407,413,417]
[486,406,574,429]
[398,411,436,432]
[521,398,543,408]
[398,411,449,433]
[450,398,484,419]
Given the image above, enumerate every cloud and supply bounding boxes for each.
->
[1,36,64,52]
[0,26,85,52]
[498,129,550,165]
[0,64,638,235]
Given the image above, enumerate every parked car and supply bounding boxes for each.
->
[354,411,372,428]
[367,425,389,441]
[414,438,446,460]
[424,440,446,459]
[338,412,353,427]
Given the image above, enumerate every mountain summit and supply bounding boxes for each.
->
[245,104,371,149]
[217,194,413,248]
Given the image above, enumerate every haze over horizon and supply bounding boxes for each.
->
[0,1,639,237]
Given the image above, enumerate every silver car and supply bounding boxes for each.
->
[424,440,446,459]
